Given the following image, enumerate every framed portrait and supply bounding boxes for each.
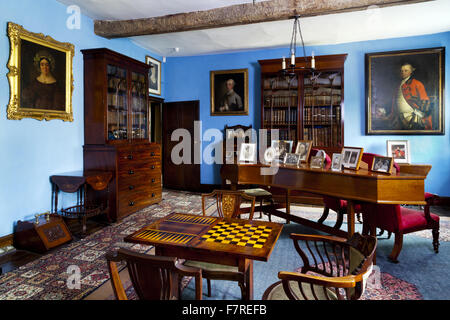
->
[211,69,248,116]
[387,140,410,164]
[331,153,342,171]
[371,156,394,174]
[145,55,161,96]
[295,140,312,162]
[341,147,364,170]
[310,156,324,169]
[271,140,293,160]
[366,47,445,135]
[283,153,300,166]
[238,143,256,163]
[6,22,74,121]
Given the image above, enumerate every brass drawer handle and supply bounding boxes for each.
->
[129,201,135,206]
[128,170,134,175]
[129,185,134,190]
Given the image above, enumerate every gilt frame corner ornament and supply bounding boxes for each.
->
[6,22,74,122]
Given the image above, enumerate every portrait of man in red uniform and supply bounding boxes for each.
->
[366,47,444,135]
[389,63,432,130]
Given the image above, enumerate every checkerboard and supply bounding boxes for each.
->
[201,221,272,248]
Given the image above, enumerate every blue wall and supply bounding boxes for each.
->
[164,32,450,195]
[0,0,162,237]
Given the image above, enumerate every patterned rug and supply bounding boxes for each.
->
[0,193,446,300]
[291,265,423,300]
[0,190,212,300]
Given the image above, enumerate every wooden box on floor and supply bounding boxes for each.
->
[14,214,72,253]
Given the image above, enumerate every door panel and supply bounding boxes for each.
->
[162,101,200,191]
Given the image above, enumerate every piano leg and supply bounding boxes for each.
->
[347,200,355,238]
[285,189,290,224]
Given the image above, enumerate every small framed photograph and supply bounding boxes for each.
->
[295,140,312,162]
[271,140,293,160]
[238,143,256,163]
[371,156,394,174]
[263,147,276,164]
[341,147,364,170]
[387,140,410,164]
[145,55,161,96]
[331,153,342,171]
[283,153,300,166]
[310,156,324,169]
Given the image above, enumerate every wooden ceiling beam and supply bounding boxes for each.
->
[94,0,431,39]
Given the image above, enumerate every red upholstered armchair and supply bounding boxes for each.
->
[319,153,400,230]
[360,193,440,263]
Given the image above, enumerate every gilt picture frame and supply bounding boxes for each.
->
[366,47,445,135]
[211,69,248,116]
[145,55,161,96]
[6,22,74,121]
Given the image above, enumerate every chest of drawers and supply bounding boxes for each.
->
[83,142,162,221]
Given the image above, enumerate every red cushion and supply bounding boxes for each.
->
[399,207,440,233]
[323,196,362,213]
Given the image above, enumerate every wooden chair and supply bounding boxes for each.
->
[262,232,377,300]
[106,248,203,300]
[224,124,274,219]
[360,193,440,263]
[183,190,256,298]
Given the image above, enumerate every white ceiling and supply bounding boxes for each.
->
[57,0,450,57]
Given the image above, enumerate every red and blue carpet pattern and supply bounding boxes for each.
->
[0,190,211,300]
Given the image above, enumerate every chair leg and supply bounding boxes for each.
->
[388,232,403,263]
[432,228,440,253]
[318,207,330,224]
[207,278,212,297]
[259,199,263,219]
[333,209,345,230]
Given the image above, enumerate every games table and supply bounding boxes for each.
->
[124,212,283,300]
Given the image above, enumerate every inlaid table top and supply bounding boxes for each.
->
[124,212,283,262]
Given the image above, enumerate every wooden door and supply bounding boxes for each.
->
[162,101,200,191]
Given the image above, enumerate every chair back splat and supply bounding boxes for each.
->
[106,248,203,300]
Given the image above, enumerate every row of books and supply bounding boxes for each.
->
[304,126,341,147]
[264,109,297,124]
[264,95,298,108]
[267,129,297,142]
[263,77,298,90]
[107,93,128,109]
[304,106,341,124]
[304,94,342,106]
[304,87,342,96]
[304,73,342,86]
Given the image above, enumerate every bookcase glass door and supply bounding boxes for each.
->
[107,64,128,141]
[303,71,342,149]
[262,74,299,147]
[130,71,148,140]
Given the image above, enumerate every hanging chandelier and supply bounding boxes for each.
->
[280,15,315,75]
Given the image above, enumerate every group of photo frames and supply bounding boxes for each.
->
[237,139,411,175]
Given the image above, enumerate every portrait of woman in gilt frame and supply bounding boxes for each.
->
[365,47,444,135]
[7,22,74,121]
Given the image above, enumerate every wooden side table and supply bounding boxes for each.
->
[50,171,112,235]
